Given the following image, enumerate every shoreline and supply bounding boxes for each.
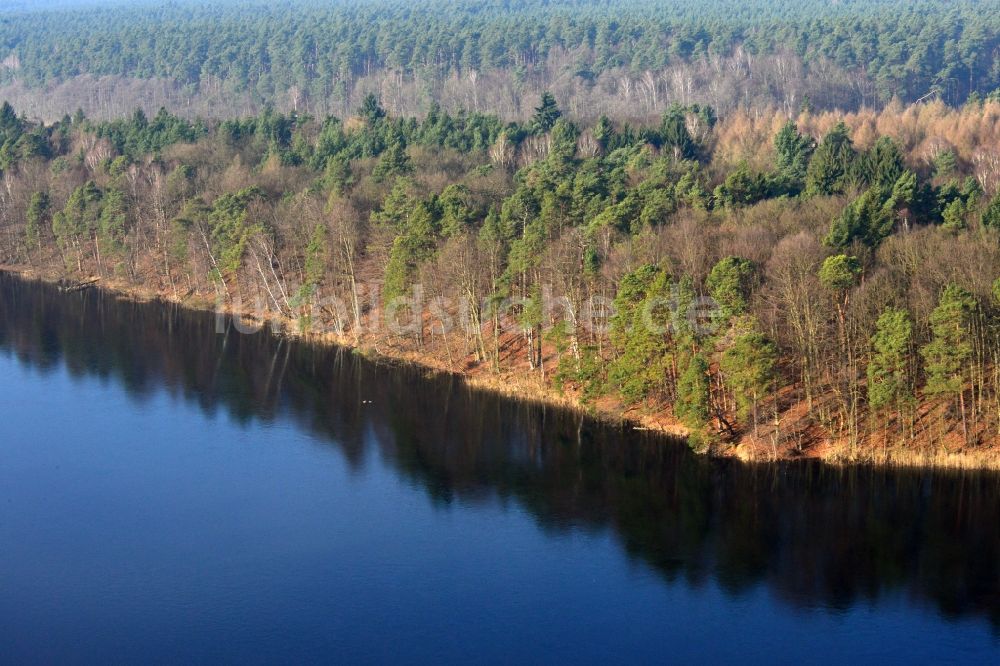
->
[5,265,1000,472]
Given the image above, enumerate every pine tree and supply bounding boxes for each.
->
[548,118,579,162]
[609,264,660,352]
[712,162,770,208]
[862,136,905,190]
[383,201,437,303]
[980,192,1000,229]
[98,187,128,270]
[818,254,861,292]
[721,328,777,436]
[675,353,710,430]
[921,283,976,441]
[592,115,613,151]
[820,253,862,445]
[372,139,412,182]
[933,149,957,179]
[358,93,386,125]
[608,269,674,402]
[825,187,894,247]
[294,223,328,320]
[24,191,50,253]
[885,170,917,228]
[867,308,913,439]
[531,92,561,134]
[52,180,102,271]
[941,198,967,231]
[437,184,476,237]
[805,121,856,195]
[208,186,265,278]
[706,256,756,319]
[774,120,814,184]
[660,103,695,161]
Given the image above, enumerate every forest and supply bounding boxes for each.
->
[1,1,1000,120]
[2,87,1000,463]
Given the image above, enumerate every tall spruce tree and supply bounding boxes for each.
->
[921,283,976,441]
[660,104,695,161]
[980,191,1000,229]
[608,269,674,402]
[806,121,856,195]
[531,92,561,134]
[24,191,50,253]
[862,136,905,190]
[774,121,814,184]
[721,328,777,436]
[825,187,894,247]
[867,308,914,438]
[675,353,710,430]
[706,256,756,318]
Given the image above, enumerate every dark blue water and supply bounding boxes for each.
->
[1,274,998,663]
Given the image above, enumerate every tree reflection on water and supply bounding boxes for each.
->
[1,272,997,631]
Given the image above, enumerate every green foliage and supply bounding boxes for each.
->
[520,284,544,332]
[383,201,438,302]
[609,264,660,351]
[3,1,1000,114]
[608,268,674,402]
[675,353,710,429]
[818,254,861,291]
[825,188,894,247]
[95,107,205,159]
[531,92,561,134]
[358,94,386,125]
[52,180,101,252]
[548,118,579,162]
[806,121,856,196]
[706,256,755,318]
[886,170,917,211]
[168,215,192,268]
[437,184,477,237]
[323,155,354,194]
[371,139,413,182]
[0,101,18,135]
[712,162,773,208]
[932,178,981,229]
[774,121,814,184]
[24,191,50,251]
[981,192,1000,229]
[303,223,327,292]
[4,69,1000,452]
[574,346,607,403]
[941,198,968,231]
[208,186,266,277]
[372,178,419,229]
[867,308,913,413]
[933,149,958,179]
[659,104,695,161]
[0,100,43,170]
[921,283,975,397]
[720,328,778,424]
[861,136,905,190]
[98,188,128,265]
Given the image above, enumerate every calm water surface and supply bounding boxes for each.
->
[0,273,998,663]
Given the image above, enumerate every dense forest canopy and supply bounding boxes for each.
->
[3,91,1000,460]
[1,0,1000,119]
[2,2,1000,462]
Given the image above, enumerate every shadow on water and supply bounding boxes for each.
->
[1,272,998,631]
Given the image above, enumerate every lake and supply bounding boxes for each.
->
[0,272,998,663]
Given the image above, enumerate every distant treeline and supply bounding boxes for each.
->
[1,1,1000,119]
